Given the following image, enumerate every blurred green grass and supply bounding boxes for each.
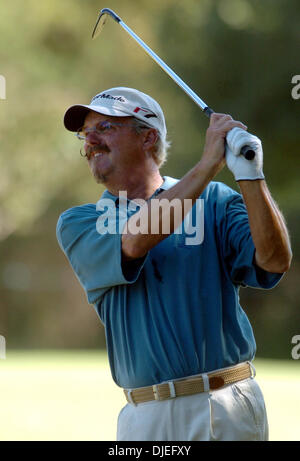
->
[0,351,299,441]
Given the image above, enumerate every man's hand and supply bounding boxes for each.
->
[226,128,265,181]
[200,113,247,178]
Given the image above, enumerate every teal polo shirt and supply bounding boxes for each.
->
[56,176,283,388]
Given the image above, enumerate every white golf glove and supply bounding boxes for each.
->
[225,127,265,181]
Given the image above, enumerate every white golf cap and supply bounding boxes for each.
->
[64,87,167,138]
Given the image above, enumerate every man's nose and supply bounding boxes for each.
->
[85,129,101,144]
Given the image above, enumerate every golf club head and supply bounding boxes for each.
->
[92,8,121,39]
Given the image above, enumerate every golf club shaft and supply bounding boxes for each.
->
[96,9,255,160]
[119,21,212,116]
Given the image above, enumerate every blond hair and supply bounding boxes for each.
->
[132,118,171,168]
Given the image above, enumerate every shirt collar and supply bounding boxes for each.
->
[99,176,179,203]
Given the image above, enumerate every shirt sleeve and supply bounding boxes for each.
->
[216,188,284,289]
[56,204,147,304]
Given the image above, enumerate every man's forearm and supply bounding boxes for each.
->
[238,180,292,273]
[122,160,217,260]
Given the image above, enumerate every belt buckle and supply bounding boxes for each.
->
[208,376,225,390]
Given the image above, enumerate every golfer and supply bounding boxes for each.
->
[57,87,292,441]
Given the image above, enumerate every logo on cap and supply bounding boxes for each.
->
[133,107,157,119]
[92,93,126,103]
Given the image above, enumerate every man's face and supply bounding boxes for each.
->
[82,111,144,185]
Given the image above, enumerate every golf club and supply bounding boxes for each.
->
[92,8,255,160]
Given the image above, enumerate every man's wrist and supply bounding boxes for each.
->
[238,178,267,198]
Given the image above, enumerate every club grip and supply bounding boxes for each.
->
[240,145,255,160]
[203,106,214,118]
[203,106,255,160]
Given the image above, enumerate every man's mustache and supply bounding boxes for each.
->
[85,143,110,158]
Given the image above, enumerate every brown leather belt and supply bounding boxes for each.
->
[124,362,253,405]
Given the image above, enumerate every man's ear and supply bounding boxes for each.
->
[142,128,158,151]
